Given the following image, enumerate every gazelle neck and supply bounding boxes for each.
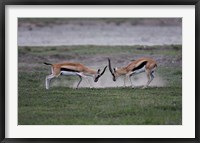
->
[84,68,97,76]
[117,67,127,75]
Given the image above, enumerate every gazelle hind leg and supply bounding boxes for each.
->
[46,74,56,89]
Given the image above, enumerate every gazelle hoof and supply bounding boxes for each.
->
[142,86,147,89]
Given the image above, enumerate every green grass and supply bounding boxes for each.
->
[18,45,182,56]
[18,45,182,125]
[19,79,181,125]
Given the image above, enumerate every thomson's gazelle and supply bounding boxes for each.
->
[108,58,157,88]
[44,62,107,89]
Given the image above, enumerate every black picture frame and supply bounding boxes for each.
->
[1,0,199,143]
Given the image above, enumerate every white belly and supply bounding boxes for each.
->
[60,71,79,76]
[133,66,146,74]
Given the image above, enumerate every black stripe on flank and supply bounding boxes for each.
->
[132,61,147,72]
[61,68,80,73]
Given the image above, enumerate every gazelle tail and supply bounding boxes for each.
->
[44,62,52,66]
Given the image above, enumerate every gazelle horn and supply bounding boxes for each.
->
[94,66,107,82]
[100,66,107,76]
[108,58,115,78]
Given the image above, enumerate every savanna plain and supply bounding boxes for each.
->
[18,19,182,125]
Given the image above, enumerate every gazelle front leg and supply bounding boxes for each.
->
[143,70,153,89]
[76,75,82,89]
[129,76,135,88]
[127,72,135,88]
[124,75,128,87]
[76,73,92,89]
[86,77,92,88]
[147,71,155,86]
[75,75,91,89]
[75,73,85,89]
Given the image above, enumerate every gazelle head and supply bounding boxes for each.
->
[94,66,107,82]
[108,58,121,81]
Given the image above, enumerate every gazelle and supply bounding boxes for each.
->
[44,62,107,89]
[108,58,157,88]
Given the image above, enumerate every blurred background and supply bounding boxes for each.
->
[18,18,182,46]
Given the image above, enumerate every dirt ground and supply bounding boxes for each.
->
[18,18,182,46]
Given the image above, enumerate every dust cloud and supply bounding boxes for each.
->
[72,70,165,88]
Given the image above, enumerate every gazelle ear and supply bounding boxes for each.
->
[97,69,101,74]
